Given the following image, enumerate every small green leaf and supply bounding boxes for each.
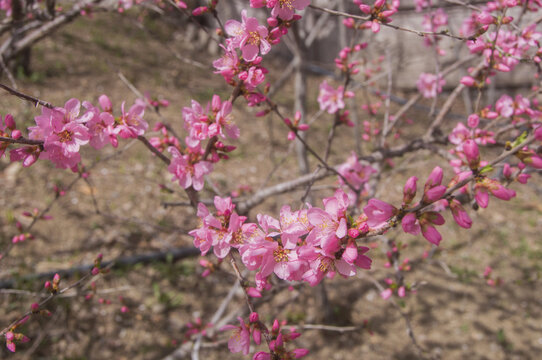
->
[479,165,493,174]
[511,131,528,148]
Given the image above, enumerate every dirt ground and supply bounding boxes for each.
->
[1,8,542,360]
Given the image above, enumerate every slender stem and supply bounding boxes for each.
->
[0,82,54,108]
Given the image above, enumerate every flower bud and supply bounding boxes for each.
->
[5,114,15,129]
[463,139,480,169]
[467,114,479,128]
[403,176,418,205]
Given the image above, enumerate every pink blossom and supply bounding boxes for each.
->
[417,73,445,99]
[213,44,240,82]
[221,317,251,355]
[495,95,514,117]
[115,101,148,138]
[317,80,346,114]
[363,199,397,228]
[381,288,393,300]
[269,0,310,20]
[467,114,479,128]
[9,146,40,167]
[167,147,212,191]
[224,10,271,62]
[474,177,516,208]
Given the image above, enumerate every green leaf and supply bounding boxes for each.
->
[511,131,528,148]
[479,165,493,174]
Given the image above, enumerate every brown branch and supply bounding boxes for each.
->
[309,4,474,41]
[0,82,54,108]
[0,136,44,146]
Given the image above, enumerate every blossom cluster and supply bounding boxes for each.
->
[212,2,310,105]
[164,94,239,191]
[222,313,308,359]
[191,190,373,291]
[351,0,400,33]
[3,96,147,170]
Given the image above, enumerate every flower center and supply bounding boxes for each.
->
[58,130,73,143]
[247,31,261,46]
[279,0,294,9]
[273,247,290,262]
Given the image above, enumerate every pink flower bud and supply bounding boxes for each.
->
[371,20,380,33]
[6,331,14,341]
[254,351,271,360]
[524,155,542,169]
[253,328,262,345]
[467,114,479,128]
[298,124,309,131]
[31,303,39,312]
[403,176,418,205]
[343,18,355,28]
[502,163,513,179]
[291,348,310,358]
[402,213,421,235]
[398,286,406,298]
[449,199,472,229]
[460,76,476,87]
[246,287,262,297]
[348,228,360,238]
[249,312,259,323]
[287,131,296,141]
[425,166,443,188]
[272,319,280,332]
[477,12,495,25]
[267,17,278,27]
[381,288,393,300]
[423,185,446,203]
[192,6,207,16]
[5,114,15,129]
[463,139,480,169]
[98,95,112,112]
[11,129,21,139]
[421,224,442,246]
[517,173,531,184]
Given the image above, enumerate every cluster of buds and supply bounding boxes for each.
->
[334,43,367,75]
[91,253,107,275]
[483,266,502,287]
[284,111,309,141]
[222,313,308,359]
[149,122,181,153]
[353,0,400,33]
[44,273,61,294]
[192,0,218,16]
[11,221,34,244]
[5,329,29,353]
[184,317,213,342]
